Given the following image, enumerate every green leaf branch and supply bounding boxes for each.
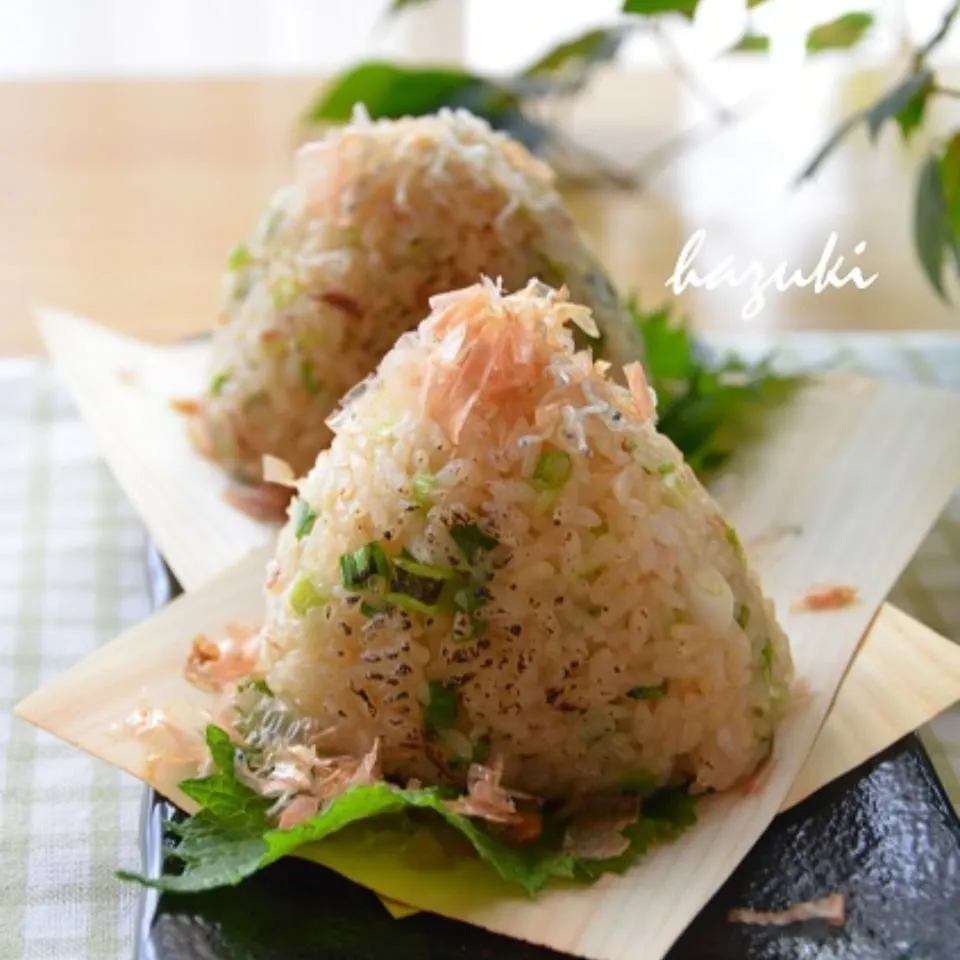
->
[796,2,960,298]
[301,0,957,299]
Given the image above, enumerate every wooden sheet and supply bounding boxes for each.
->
[17,368,960,959]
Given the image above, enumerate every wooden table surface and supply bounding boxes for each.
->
[1,64,958,355]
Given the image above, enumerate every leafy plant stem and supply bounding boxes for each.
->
[920,2,960,56]
[632,92,763,182]
[651,22,732,122]
[544,124,642,190]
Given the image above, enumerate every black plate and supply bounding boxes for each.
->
[136,545,960,960]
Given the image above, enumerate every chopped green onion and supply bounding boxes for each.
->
[298,360,321,396]
[232,274,253,302]
[388,556,457,613]
[291,498,316,540]
[735,602,750,630]
[227,244,253,272]
[372,543,392,579]
[393,556,458,582]
[270,276,301,310]
[451,611,472,643]
[339,541,390,590]
[241,677,272,697]
[452,609,487,641]
[289,577,328,615]
[386,592,440,616]
[657,462,676,476]
[451,585,488,639]
[539,256,568,289]
[581,563,606,582]
[304,329,327,350]
[360,599,387,619]
[725,524,746,563]
[627,682,668,701]
[452,586,483,614]
[261,206,284,242]
[446,755,467,773]
[620,772,658,795]
[532,449,573,491]
[369,422,395,441]
[209,371,231,397]
[760,639,773,684]
[424,682,459,734]
[471,735,491,764]
[411,473,438,510]
[449,522,498,563]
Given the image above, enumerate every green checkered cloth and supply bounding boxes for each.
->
[1,333,959,958]
[0,360,148,960]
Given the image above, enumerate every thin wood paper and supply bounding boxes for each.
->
[35,306,279,590]
[17,371,960,960]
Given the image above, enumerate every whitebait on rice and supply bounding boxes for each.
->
[196,108,632,485]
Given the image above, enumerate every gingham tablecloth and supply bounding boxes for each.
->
[2,333,960,959]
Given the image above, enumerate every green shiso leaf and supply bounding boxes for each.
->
[575,788,697,879]
[629,298,806,478]
[118,725,697,896]
[116,725,272,893]
[178,726,271,830]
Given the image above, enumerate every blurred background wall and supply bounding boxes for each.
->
[1,0,958,350]
[1,0,955,78]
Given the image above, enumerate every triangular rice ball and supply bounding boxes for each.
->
[260,280,792,799]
